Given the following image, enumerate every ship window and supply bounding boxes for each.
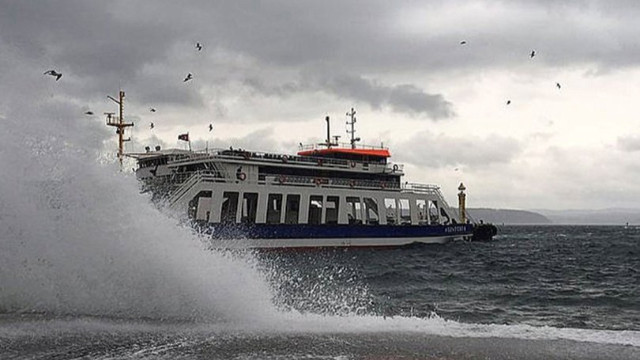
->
[285,194,300,224]
[193,191,213,221]
[399,199,411,224]
[308,195,323,225]
[266,194,283,224]
[440,207,451,225]
[363,197,379,225]
[384,198,397,225]
[428,201,439,224]
[221,192,239,223]
[346,197,363,225]
[416,199,427,224]
[325,196,339,224]
[241,192,258,224]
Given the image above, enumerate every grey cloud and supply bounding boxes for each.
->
[243,72,454,119]
[395,131,522,168]
[187,128,280,153]
[617,135,640,152]
[4,0,640,124]
[313,73,455,119]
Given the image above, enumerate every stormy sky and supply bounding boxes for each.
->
[2,0,640,210]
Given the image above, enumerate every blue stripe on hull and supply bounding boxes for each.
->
[202,223,473,240]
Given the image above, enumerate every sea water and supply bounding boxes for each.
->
[1,89,639,359]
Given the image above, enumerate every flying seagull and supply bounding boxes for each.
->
[44,70,62,81]
[150,107,156,112]
[183,73,193,82]
[84,111,94,115]
[150,122,154,129]
[209,123,213,132]
[506,100,511,105]
[196,42,203,51]
[460,40,467,45]
[556,82,561,89]
[530,50,536,58]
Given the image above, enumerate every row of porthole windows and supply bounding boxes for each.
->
[194,191,447,225]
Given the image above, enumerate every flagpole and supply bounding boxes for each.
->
[188,133,192,151]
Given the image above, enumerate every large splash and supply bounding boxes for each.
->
[0,84,279,324]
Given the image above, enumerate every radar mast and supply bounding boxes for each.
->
[346,107,360,149]
[105,90,134,168]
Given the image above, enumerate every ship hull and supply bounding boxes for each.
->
[199,223,473,249]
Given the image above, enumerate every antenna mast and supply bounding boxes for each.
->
[106,90,134,168]
[346,107,360,149]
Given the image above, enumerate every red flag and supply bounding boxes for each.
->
[178,133,189,142]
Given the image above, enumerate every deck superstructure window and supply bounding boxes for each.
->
[242,192,258,223]
[399,198,411,224]
[285,194,301,224]
[416,199,427,224]
[325,196,339,224]
[221,192,239,223]
[384,198,397,225]
[308,195,323,225]
[346,197,363,224]
[363,197,379,225]
[266,194,283,224]
[428,201,439,224]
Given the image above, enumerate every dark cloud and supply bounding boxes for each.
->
[3,0,640,121]
[311,73,455,119]
[243,71,454,119]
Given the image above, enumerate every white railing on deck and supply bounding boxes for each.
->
[299,142,388,151]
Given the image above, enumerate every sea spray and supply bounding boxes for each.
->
[0,89,278,324]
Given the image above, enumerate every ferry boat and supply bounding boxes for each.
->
[110,92,495,248]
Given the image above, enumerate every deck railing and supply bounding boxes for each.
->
[164,148,404,175]
[299,142,388,151]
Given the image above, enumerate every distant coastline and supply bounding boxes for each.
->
[466,208,640,225]
[466,208,551,225]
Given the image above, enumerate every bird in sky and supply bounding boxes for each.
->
[183,73,193,82]
[150,122,154,129]
[196,42,203,51]
[530,50,536,58]
[460,40,467,45]
[84,111,94,115]
[44,70,62,81]
[506,100,511,105]
[150,107,156,112]
[556,82,562,89]
[209,123,213,132]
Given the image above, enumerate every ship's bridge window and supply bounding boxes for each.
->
[346,197,363,225]
[266,193,283,224]
[440,207,451,225]
[399,199,411,225]
[428,201,439,225]
[242,192,258,224]
[363,197,379,225]
[384,198,397,225]
[325,196,340,224]
[285,194,301,224]
[308,195,323,225]
[190,191,213,222]
[416,199,427,224]
[221,192,239,223]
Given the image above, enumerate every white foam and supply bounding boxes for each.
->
[0,46,278,322]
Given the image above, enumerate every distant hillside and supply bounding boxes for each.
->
[465,208,552,225]
[535,208,640,225]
